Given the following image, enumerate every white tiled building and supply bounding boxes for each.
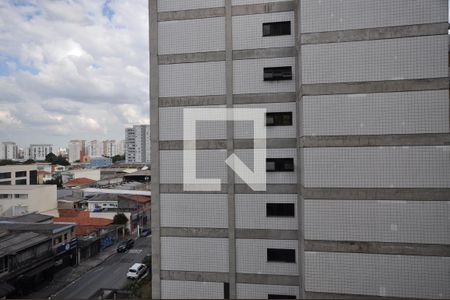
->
[125,125,151,164]
[29,144,54,161]
[150,1,450,299]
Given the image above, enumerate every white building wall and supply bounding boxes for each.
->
[302,36,447,84]
[30,144,54,161]
[235,194,297,230]
[161,194,228,228]
[158,0,224,12]
[303,146,450,188]
[237,284,299,299]
[303,90,450,136]
[236,239,298,275]
[161,280,224,299]
[305,200,450,244]
[161,237,229,272]
[300,0,447,33]
[306,252,450,299]
[0,185,57,217]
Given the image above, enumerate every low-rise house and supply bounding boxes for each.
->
[0,185,57,217]
[64,177,96,189]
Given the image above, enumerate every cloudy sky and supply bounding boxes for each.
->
[0,0,149,149]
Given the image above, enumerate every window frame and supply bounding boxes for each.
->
[267,248,296,263]
[262,21,291,37]
[266,112,293,126]
[266,203,295,218]
[266,158,295,172]
[264,66,292,81]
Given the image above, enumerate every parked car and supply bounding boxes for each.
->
[140,229,151,237]
[127,263,147,280]
[117,239,134,253]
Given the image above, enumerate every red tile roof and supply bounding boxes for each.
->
[55,209,112,236]
[120,195,151,204]
[64,177,96,187]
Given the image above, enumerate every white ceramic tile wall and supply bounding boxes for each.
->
[302,35,448,84]
[236,194,298,230]
[303,90,450,136]
[301,0,447,33]
[303,146,450,188]
[161,194,228,228]
[162,280,224,299]
[232,12,295,50]
[159,106,227,141]
[160,62,226,97]
[236,239,298,275]
[234,102,296,139]
[158,0,224,12]
[237,284,300,299]
[234,57,296,94]
[160,150,228,184]
[305,200,450,244]
[233,0,288,5]
[159,18,225,55]
[161,237,229,272]
[234,148,297,184]
[306,252,450,298]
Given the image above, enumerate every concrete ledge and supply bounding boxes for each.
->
[160,184,228,194]
[306,240,450,257]
[159,184,298,194]
[158,7,225,21]
[306,292,409,300]
[302,23,448,44]
[159,51,226,65]
[303,78,449,96]
[159,138,296,150]
[159,95,226,107]
[236,229,298,240]
[161,227,228,238]
[161,270,229,283]
[301,133,450,148]
[302,188,450,201]
[233,47,296,60]
[234,92,297,104]
[232,1,295,16]
[236,273,299,286]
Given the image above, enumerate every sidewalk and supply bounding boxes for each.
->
[25,244,119,299]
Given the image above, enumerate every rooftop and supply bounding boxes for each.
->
[82,188,151,196]
[0,185,53,191]
[0,221,75,234]
[0,231,50,257]
[65,177,97,187]
[0,213,53,223]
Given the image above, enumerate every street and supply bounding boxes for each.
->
[53,236,151,299]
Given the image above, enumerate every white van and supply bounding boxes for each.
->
[126,263,147,280]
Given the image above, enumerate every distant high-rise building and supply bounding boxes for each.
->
[87,140,103,158]
[117,139,125,156]
[0,142,17,160]
[29,144,54,161]
[102,140,118,157]
[68,140,86,163]
[125,125,150,164]
[150,0,450,299]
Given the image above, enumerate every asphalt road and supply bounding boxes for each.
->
[53,236,151,300]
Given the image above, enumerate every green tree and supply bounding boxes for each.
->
[23,159,35,165]
[45,153,57,163]
[112,154,125,163]
[113,213,128,225]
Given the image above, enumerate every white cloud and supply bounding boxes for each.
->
[0,0,149,147]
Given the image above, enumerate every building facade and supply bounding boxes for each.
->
[29,144,54,161]
[150,0,450,299]
[0,165,37,186]
[68,140,86,163]
[102,140,118,158]
[125,125,151,164]
[0,142,17,161]
[87,140,103,158]
[0,185,57,217]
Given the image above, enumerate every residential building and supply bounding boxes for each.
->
[0,185,57,217]
[150,1,450,299]
[0,165,37,186]
[102,140,117,157]
[68,140,86,163]
[125,125,150,164]
[116,140,125,156]
[87,140,103,158]
[29,144,54,161]
[0,142,17,161]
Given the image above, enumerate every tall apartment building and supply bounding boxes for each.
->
[102,140,118,157]
[29,144,54,161]
[68,140,86,163]
[125,125,151,164]
[0,142,17,160]
[150,1,449,299]
[87,140,103,157]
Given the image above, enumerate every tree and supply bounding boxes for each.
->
[113,213,128,225]
[23,159,35,165]
[45,153,70,166]
[112,154,125,163]
[45,153,57,163]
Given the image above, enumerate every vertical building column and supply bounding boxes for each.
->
[225,0,237,298]
[295,0,305,298]
[149,0,161,299]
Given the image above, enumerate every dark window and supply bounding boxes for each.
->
[224,283,230,299]
[15,179,27,185]
[264,67,292,81]
[15,171,27,178]
[267,248,296,263]
[29,170,37,185]
[267,203,295,217]
[268,294,296,299]
[263,21,291,36]
[266,158,294,172]
[0,172,11,180]
[266,112,293,126]
[0,181,11,185]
